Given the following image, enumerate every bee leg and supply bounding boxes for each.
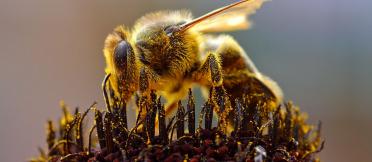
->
[138,66,161,121]
[202,35,282,103]
[136,67,153,131]
[139,66,165,130]
[139,67,160,94]
[202,35,283,132]
[139,68,149,93]
[193,52,223,86]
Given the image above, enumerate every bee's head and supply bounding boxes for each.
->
[134,19,199,77]
[103,26,140,100]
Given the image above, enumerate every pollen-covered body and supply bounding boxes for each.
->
[104,11,205,107]
[103,0,282,116]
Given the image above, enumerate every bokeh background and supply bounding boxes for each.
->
[1,0,371,161]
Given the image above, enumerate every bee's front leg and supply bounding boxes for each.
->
[138,66,162,130]
[139,66,160,95]
[139,67,149,93]
[192,52,223,87]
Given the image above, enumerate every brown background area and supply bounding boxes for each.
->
[1,0,371,161]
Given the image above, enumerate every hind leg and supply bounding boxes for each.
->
[192,52,223,87]
[202,34,282,103]
[201,35,283,131]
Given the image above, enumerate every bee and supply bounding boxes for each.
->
[103,0,283,117]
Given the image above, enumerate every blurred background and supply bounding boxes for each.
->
[0,0,371,161]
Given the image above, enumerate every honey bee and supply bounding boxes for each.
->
[103,0,283,116]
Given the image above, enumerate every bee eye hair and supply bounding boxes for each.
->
[114,40,132,69]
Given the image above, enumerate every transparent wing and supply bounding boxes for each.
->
[192,0,267,32]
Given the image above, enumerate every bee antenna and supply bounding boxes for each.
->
[180,0,249,32]
[102,73,112,112]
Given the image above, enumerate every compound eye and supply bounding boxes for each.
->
[114,40,132,69]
